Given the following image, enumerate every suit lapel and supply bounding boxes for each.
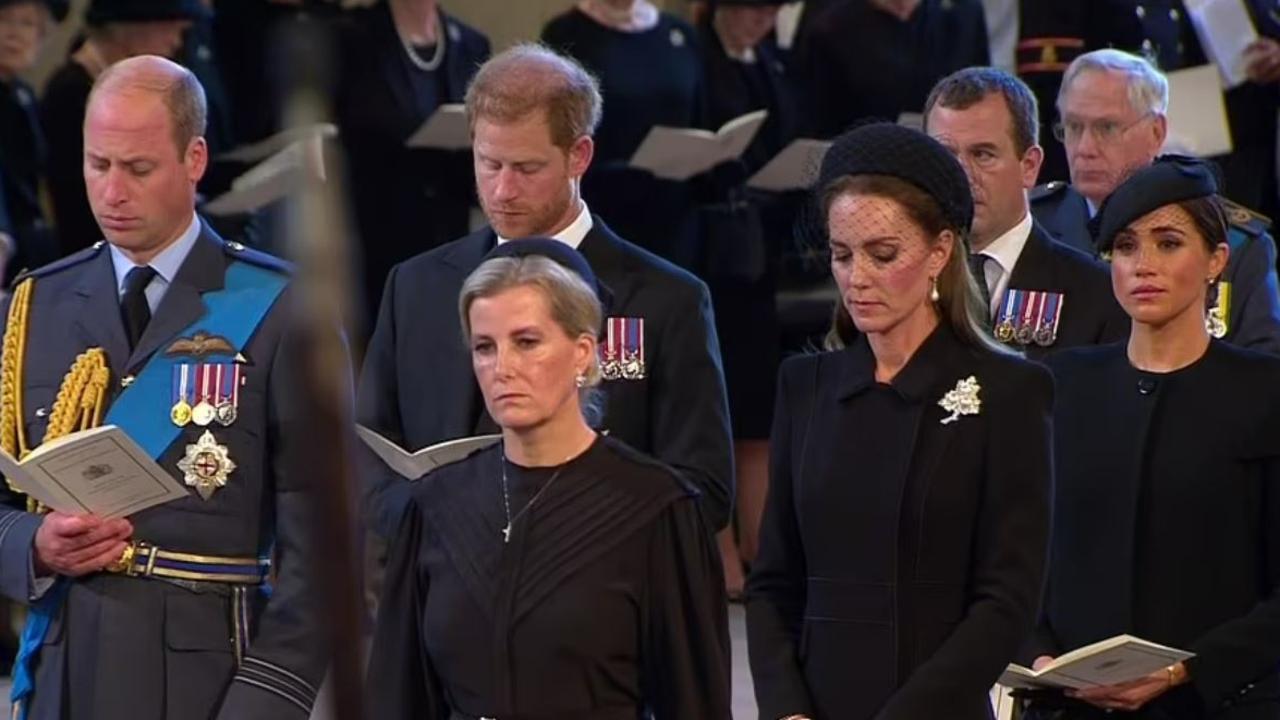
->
[125,227,226,373]
[1006,223,1057,291]
[578,220,634,313]
[438,229,496,434]
[72,248,131,378]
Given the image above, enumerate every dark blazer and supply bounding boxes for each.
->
[1029,342,1280,718]
[1032,182,1280,355]
[747,324,1052,720]
[0,78,58,280]
[335,5,490,324]
[1001,221,1129,361]
[0,225,328,719]
[356,218,734,535]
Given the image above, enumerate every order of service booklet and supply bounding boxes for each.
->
[999,635,1194,691]
[356,425,501,480]
[629,109,769,181]
[0,425,189,518]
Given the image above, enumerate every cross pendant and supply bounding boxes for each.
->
[502,523,512,544]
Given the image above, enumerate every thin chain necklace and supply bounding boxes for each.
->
[499,446,569,544]
[394,6,447,73]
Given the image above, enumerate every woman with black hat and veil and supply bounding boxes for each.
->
[366,239,731,719]
[746,122,1053,720]
[1021,156,1280,719]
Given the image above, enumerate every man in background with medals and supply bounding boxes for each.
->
[357,44,733,543]
[923,66,1128,359]
[0,55,328,720]
[1031,49,1280,354]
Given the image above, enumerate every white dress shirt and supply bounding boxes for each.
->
[974,211,1034,319]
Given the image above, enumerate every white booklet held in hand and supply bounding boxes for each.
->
[406,104,470,150]
[218,123,339,164]
[357,425,501,480]
[204,137,328,216]
[1185,0,1260,88]
[0,425,189,518]
[630,110,769,181]
[748,138,832,192]
[999,635,1194,690]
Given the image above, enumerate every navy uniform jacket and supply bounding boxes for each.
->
[1032,181,1280,355]
[357,218,734,535]
[997,222,1130,361]
[0,225,328,719]
[335,5,490,325]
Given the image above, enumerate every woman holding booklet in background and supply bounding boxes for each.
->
[1024,156,1280,719]
[746,123,1052,720]
[365,239,731,719]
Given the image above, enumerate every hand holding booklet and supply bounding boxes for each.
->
[357,425,501,480]
[1000,635,1194,690]
[0,425,189,518]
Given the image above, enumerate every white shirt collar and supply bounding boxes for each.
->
[496,201,594,250]
[109,212,201,293]
[975,210,1033,317]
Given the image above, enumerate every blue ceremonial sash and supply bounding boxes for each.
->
[10,260,288,719]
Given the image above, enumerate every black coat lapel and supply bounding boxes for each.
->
[439,229,497,433]
[125,226,226,372]
[72,248,131,378]
[578,219,635,313]
[1006,223,1057,291]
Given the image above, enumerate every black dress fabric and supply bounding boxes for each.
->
[542,8,707,270]
[40,60,98,256]
[1025,342,1280,719]
[0,77,57,279]
[366,436,732,719]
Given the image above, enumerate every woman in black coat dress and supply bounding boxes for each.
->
[746,122,1053,720]
[1024,157,1280,719]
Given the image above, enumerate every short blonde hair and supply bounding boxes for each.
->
[459,255,604,421]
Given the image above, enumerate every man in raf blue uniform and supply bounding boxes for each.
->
[1031,49,1280,354]
[924,67,1129,360]
[357,44,733,538]
[0,56,327,719]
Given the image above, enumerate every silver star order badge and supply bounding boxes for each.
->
[938,376,982,425]
[177,430,236,500]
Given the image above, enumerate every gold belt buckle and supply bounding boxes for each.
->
[106,542,137,575]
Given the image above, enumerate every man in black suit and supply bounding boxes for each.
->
[1031,49,1280,355]
[357,44,733,539]
[924,67,1128,360]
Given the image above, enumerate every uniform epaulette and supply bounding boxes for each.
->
[1222,198,1272,238]
[222,239,294,275]
[11,241,106,287]
[1030,181,1068,203]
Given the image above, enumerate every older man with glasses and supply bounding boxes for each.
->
[1032,48,1280,354]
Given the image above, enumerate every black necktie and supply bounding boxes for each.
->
[121,265,158,350]
[968,253,992,319]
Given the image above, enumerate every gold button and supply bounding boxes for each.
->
[34,407,47,418]
[228,241,246,252]
[1170,8,1179,21]
[121,375,136,388]
[1135,5,1145,18]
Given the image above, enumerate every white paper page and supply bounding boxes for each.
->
[1164,65,1234,157]
[748,138,832,192]
[356,425,500,479]
[21,426,188,517]
[717,109,769,162]
[1186,0,1260,88]
[203,164,304,216]
[406,104,471,150]
[219,123,338,163]
[630,126,722,181]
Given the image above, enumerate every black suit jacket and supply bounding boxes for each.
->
[747,324,1052,720]
[1031,342,1280,718]
[1032,183,1280,355]
[357,218,733,535]
[1001,222,1129,361]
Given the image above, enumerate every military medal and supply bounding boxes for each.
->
[994,290,1017,344]
[177,430,236,500]
[1034,292,1065,347]
[191,364,216,426]
[215,363,240,426]
[620,317,646,380]
[1206,281,1231,339]
[599,320,621,381]
[170,364,193,427]
[1014,291,1037,345]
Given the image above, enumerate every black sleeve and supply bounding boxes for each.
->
[356,264,412,538]
[1184,452,1280,711]
[650,279,734,531]
[877,364,1053,718]
[366,500,444,719]
[0,172,12,237]
[641,496,732,719]
[745,358,817,718]
[1224,230,1280,356]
